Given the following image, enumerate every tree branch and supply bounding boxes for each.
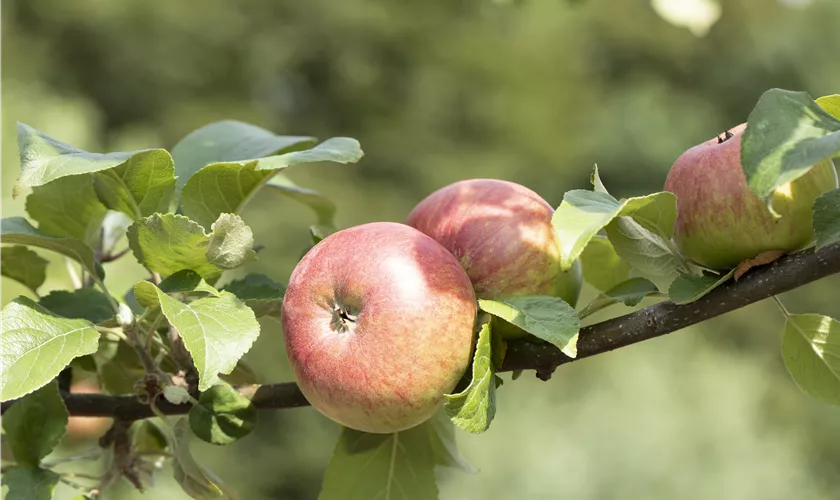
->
[2,242,839,420]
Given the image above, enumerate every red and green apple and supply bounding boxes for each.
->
[664,123,838,270]
[281,222,477,434]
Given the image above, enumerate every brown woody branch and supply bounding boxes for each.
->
[2,242,839,421]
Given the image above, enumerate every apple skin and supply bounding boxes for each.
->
[406,179,583,311]
[664,123,838,270]
[281,222,477,434]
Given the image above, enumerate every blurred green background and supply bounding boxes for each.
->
[2,0,840,498]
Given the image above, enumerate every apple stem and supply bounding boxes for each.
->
[716,129,735,144]
[771,295,792,320]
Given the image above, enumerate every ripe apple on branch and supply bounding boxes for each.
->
[1,89,839,500]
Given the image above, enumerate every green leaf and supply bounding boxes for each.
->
[133,420,169,454]
[134,271,221,309]
[579,277,660,319]
[14,122,168,188]
[553,188,677,271]
[781,314,840,406]
[1,246,48,293]
[428,410,475,474]
[604,217,684,280]
[250,137,363,171]
[2,381,68,466]
[578,236,631,292]
[39,288,115,324]
[143,283,259,391]
[171,120,315,192]
[817,95,840,121]
[189,384,258,445]
[490,324,507,370]
[98,340,144,395]
[169,417,236,499]
[127,213,220,280]
[222,273,286,319]
[1,217,103,280]
[813,189,840,249]
[205,214,257,269]
[25,175,108,247]
[443,322,496,434]
[219,359,260,386]
[180,137,363,229]
[92,149,176,219]
[70,354,98,373]
[668,269,735,305]
[741,89,840,205]
[479,296,579,357]
[178,163,271,230]
[266,174,337,227]
[0,297,99,401]
[319,425,437,500]
[0,466,60,500]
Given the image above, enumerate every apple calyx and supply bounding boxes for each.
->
[331,303,358,334]
[717,129,735,144]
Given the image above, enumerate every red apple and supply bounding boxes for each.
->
[406,179,582,310]
[664,123,838,270]
[281,222,477,433]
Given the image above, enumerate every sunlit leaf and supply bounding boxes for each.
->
[171,120,315,192]
[781,314,840,406]
[579,236,631,292]
[478,296,579,357]
[189,384,258,445]
[741,89,840,206]
[604,217,683,281]
[205,214,257,269]
[92,149,176,219]
[180,137,362,228]
[141,283,259,391]
[127,213,220,280]
[553,168,677,270]
[443,322,495,434]
[15,122,167,188]
[813,189,840,249]
[816,95,840,124]
[25,174,107,247]
[0,297,99,401]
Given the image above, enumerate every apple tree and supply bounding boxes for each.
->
[1,88,840,499]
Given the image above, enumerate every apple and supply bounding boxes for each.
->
[664,123,838,270]
[406,179,583,310]
[281,222,477,433]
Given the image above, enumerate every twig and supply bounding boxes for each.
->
[2,242,839,420]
